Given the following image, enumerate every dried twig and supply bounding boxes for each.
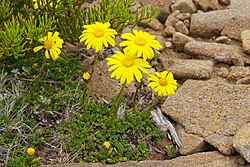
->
[150,107,182,147]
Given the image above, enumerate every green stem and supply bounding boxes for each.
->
[83,82,90,109]
[90,52,99,75]
[147,94,159,112]
[112,83,126,116]
[131,82,141,109]
[32,57,46,93]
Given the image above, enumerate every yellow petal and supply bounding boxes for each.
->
[33,46,43,53]
[45,50,50,59]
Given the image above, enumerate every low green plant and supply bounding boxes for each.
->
[165,145,177,159]
[7,155,41,167]
[0,0,179,165]
[62,103,164,163]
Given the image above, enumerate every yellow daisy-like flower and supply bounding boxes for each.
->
[79,22,117,53]
[106,51,151,84]
[33,0,60,10]
[27,147,35,156]
[33,31,64,61]
[83,72,90,80]
[148,71,177,96]
[119,30,162,60]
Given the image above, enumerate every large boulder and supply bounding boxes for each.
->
[162,79,250,155]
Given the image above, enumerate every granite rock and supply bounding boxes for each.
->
[184,42,247,66]
[166,59,214,80]
[215,36,231,45]
[233,123,250,163]
[175,21,189,35]
[137,0,173,23]
[172,32,195,51]
[193,0,223,11]
[42,151,246,167]
[90,60,136,102]
[190,0,250,40]
[241,30,250,55]
[176,124,206,155]
[171,0,197,14]
[162,79,250,155]
[205,134,234,155]
[227,66,250,82]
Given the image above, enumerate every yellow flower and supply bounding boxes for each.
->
[106,51,151,84]
[148,71,177,96]
[33,0,60,10]
[33,31,64,61]
[79,22,117,52]
[103,141,111,149]
[83,72,90,80]
[119,30,162,60]
[27,147,35,156]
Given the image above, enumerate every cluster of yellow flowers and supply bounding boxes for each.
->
[79,22,177,97]
[33,22,177,97]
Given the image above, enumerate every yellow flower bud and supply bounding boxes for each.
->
[103,141,111,149]
[83,72,91,80]
[27,147,35,156]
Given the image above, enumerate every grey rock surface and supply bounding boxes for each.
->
[161,79,250,155]
[136,0,173,23]
[236,76,250,84]
[166,59,214,80]
[164,10,180,27]
[241,30,250,55]
[176,124,206,155]
[190,0,250,40]
[172,32,195,51]
[233,123,250,163]
[193,0,223,11]
[227,66,250,82]
[149,18,164,31]
[205,134,234,155]
[184,42,248,66]
[42,151,246,167]
[175,21,189,35]
[171,0,197,14]
[90,61,135,102]
[215,36,231,45]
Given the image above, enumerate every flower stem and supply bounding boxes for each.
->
[131,82,141,108]
[32,57,46,92]
[147,94,159,112]
[112,83,126,116]
[90,52,99,75]
[83,82,90,109]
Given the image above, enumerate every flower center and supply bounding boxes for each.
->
[44,40,53,50]
[134,37,146,46]
[122,58,134,67]
[158,78,168,86]
[93,28,104,37]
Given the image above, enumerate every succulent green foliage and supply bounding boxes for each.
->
[18,13,55,45]
[89,0,157,30]
[54,0,157,41]
[0,17,27,59]
[0,0,13,26]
